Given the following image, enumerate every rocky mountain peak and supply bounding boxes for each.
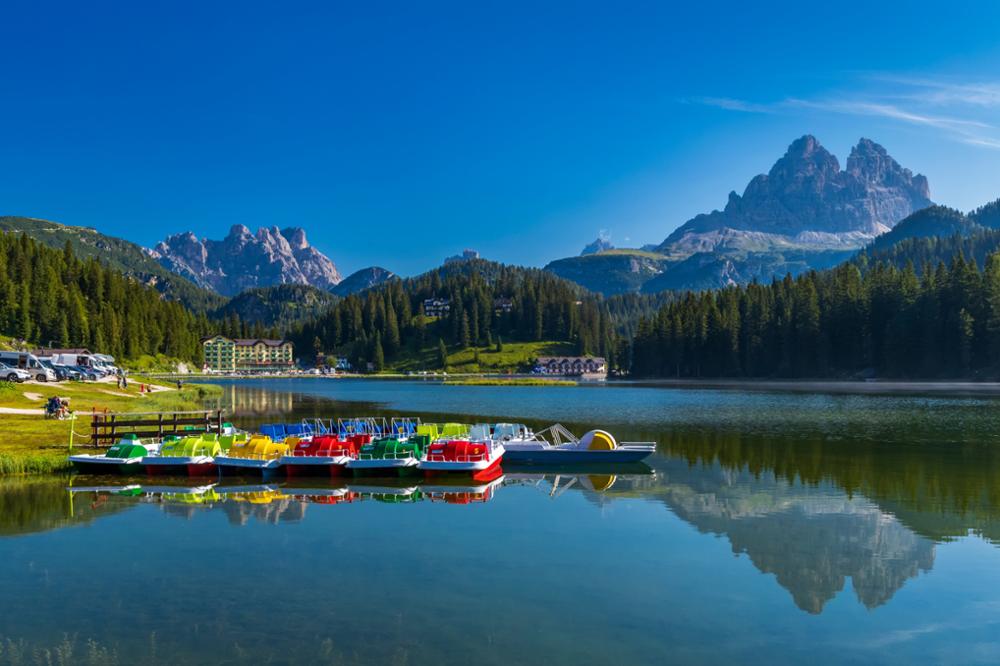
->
[660,135,932,247]
[282,227,309,250]
[152,226,341,296]
[767,134,840,184]
[846,138,931,199]
[581,235,614,256]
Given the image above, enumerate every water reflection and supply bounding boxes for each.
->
[648,457,935,613]
[215,383,295,416]
[9,411,1000,619]
[43,469,656,529]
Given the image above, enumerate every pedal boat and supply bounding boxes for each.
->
[142,433,235,476]
[69,434,160,474]
[418,425,504,481]
[213,434,290,477]
[346,436,425,474]
[495,423,656,465]
[280,433,370,477]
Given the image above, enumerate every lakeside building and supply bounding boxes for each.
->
[423,298,451,318]
[493,297,514,314]
[534,356,607,379]
[202,336,294,373]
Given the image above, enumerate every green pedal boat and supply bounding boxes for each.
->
[69,434,160,474]
[346,436,426,474]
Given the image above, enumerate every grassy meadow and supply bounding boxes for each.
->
[0,378,221,476]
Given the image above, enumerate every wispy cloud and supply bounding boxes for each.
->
[693,76,1000,151]
[693,97,777,114]
[878,76,1000,108]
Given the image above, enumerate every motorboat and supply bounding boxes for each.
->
[493,423,655,465]
[69,434,160,474]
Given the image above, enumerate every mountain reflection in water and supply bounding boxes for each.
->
[5,413,1000,618]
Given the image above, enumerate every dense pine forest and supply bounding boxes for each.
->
[0,233,212,363]
[630,253,1000,378]
[11,208,1000,380]
[287,260,617,370]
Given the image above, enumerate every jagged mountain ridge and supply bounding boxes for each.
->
[150,225,342,297]
[659,135,931,250]
[546,136,933,294]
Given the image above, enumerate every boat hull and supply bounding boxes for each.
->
[69,456,144,475]
[280,455,350,477]
[214,456,284,478]
[346,458,419,476]
[420,456,503,482]
[142,456,216,477]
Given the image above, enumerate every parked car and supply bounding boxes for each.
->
[71,365,99,381]
[55,364,84,381]
[0,362,32,383]
[38,359,67,381]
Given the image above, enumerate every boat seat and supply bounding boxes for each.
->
[260,424,286,440]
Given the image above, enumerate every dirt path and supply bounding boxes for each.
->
[0,407,43,415]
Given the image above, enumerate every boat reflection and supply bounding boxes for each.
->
[423,475,505,504]
[502,461,655,500]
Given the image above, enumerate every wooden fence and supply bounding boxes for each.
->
[89,409,225,447]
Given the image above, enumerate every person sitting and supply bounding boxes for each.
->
[45,396,61,418]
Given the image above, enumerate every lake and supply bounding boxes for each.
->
[3,378,1000,665]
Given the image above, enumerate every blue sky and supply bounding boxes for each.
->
[3,1,1000,276]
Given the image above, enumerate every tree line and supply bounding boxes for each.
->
[288,260,617,370]
[631,252,1000,378]
[0,232,214,363]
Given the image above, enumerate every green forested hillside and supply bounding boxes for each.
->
[289,260,617,370]
[631,255,1000,378]
[544,251,674,295]
[215,284,338,325]
[0,216,224,312]
[0,232,212,362]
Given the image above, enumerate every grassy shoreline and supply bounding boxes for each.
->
[0,378,221,476]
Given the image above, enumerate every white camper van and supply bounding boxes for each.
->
[0,352,57,382]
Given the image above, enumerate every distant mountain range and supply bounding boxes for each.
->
[546,135,934,294]
[150,225,343,297]
[4,134,993,312]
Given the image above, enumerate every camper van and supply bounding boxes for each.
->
[0,352,57,382]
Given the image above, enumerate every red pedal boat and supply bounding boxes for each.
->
[280,433,371,477]
[419,436,504,482]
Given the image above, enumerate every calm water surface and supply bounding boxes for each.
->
[3,379,1000,665]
